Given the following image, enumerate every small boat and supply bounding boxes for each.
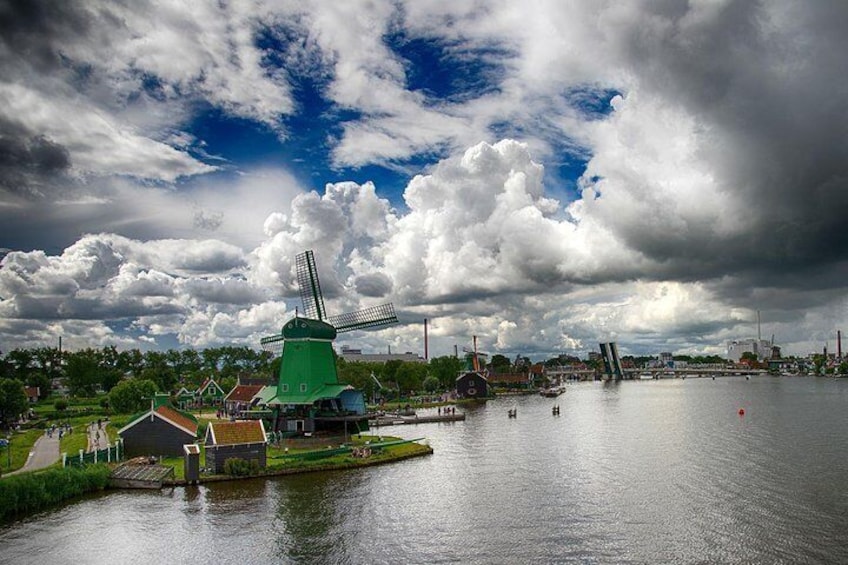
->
[540,385,565,397]
[639,372,654,380]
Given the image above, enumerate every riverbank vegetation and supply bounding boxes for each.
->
[0,465,111,522]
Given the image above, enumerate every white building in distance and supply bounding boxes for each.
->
[339,346,425,364]
[727,339,772,362]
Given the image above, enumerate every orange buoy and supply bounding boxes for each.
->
[738,408,745,416]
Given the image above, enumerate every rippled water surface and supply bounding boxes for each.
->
[2,377,848,564]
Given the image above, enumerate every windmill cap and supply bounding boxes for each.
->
[283,317,337,340]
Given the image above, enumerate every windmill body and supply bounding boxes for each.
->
[258,250,397,434]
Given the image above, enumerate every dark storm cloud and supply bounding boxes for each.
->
[183,278,266,305]
[610,1,848,278]
[0,0,98,71]
[353,272,392,297]
[0,118,72,198]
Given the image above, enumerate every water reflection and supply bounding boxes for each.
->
[2,377,848,564]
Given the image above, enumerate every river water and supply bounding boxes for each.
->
[2,376,848,564]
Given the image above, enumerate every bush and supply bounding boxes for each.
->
[54,399,68,412]
[0,465,111,522]
[223,457,259,476]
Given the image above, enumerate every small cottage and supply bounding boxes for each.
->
[118,398,199,458]
[24,386,40,403]
[174,386,196,410]
[456,371,489,399]
[224,383,265,416]
[197,377,226,406]
[205,420,267,474]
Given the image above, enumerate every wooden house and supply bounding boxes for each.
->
[24,386,40,403]
[487,372,532,390]
[174,386,196,410]
[455,371,489,399]
[118,397,199,458]
[224,383,265,416]
[205,420,267,474]
[197,377,226,405]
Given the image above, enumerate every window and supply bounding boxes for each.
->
[300,383,307,392]
[468,388,477,395]
[281,384,289,392]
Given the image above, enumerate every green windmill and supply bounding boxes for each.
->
[259,250,398,434]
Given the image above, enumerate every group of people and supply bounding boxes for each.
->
[46,422,71,439]
[437,406,456,416]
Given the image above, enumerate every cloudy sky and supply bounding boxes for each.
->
[1,0,847,360]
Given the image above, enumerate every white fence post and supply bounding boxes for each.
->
[79,449,83,464]
[62,453,66,468]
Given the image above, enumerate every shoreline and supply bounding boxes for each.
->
[163,443,433,487]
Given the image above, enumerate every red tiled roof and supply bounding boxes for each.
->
[24,386,40,398]
[225,384,264,403]
[208,421,265,446]
[156,405,198,435]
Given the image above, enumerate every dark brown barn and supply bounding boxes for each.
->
[205,420,267,474]
[456,371,489,399]
[118,404,199,458]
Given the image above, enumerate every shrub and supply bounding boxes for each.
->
[223,457,259,476]
[54,399,68,412]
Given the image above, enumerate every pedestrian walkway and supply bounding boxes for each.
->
[6,433,60,476]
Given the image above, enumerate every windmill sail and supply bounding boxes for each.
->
[296,250,327,321]
[328,303,398,333]
[260,250,398,351]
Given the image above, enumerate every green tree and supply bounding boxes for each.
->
[5,349,35,382]
[490,354,511,373]
[0,378,28,428]
[395,362,427,395]
[427,356,463,389]
[422,375,440,393]
[64,349,101,396]
[27,372,52,401]
[109,379,158,414]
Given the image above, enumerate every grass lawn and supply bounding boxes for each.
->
[149,434,430,482]
[2,429,44,473]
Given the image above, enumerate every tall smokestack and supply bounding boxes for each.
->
[757,310,761,341]
[839,330,842,360]
[424,318,429,361]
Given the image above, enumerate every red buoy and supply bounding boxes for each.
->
[738,408,745,416]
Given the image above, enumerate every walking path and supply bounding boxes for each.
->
[6,433,60,476]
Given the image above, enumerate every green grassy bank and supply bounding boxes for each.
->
[0,465,111,523]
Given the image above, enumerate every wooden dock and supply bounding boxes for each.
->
[109,463,175,489]
[369,413,465,427]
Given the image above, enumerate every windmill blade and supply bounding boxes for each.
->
[296,250,326,321]
[259,333,285,356]
[328,303,398,333]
